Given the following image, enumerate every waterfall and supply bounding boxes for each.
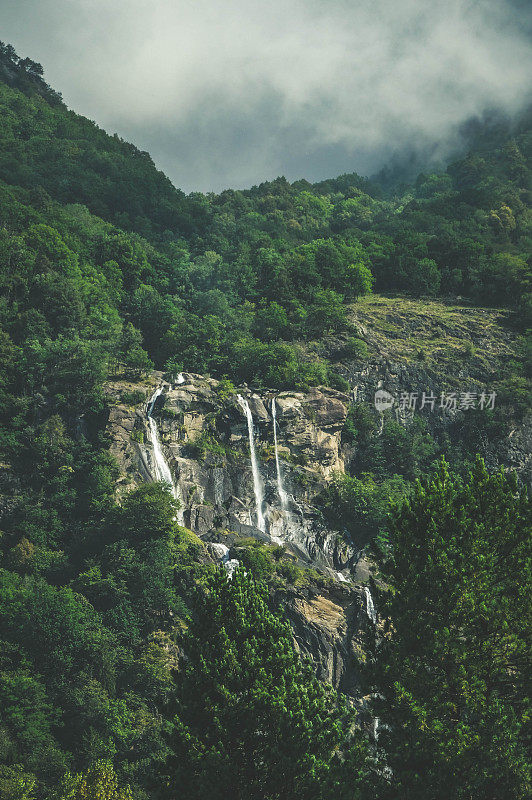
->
[237,395,266,532]
[176,372,185,384]
[272,398,289,510]
[147,386,162,417]
[364,586,377,624]
[210,542,239,579]
[146,387,185,525]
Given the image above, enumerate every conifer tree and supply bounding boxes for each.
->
[164,568,372,800]
[372,458,531,800]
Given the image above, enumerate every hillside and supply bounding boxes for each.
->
[0,43,530,800]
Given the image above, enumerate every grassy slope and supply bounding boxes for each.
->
[348,294,516,382]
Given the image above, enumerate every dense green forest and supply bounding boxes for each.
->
[0,43,530,800]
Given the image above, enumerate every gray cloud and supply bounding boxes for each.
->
[1,0,531,191]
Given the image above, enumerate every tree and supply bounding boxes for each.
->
[307,289,347,335]
[406,257,441,296]
[116,322,152,376]
[97,234,149,292]
[164,569,368,800]
[349,260,374,296]
[372,458,531,800]
[23,224,80,278]
[0,766,37,800]
[253,301,289,341]
[115,483,178,543]
[53,761,132,800]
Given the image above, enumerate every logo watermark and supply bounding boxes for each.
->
[374,389,395,412]
[374,389,496,412]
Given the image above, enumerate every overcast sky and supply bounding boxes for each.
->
[1,0,531,192]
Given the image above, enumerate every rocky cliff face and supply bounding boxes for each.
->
[276,581,374,701]
[104,371,380,696]
[105,372,360,576]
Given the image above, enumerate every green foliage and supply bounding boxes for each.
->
[164,568,371,799]
[213,378,236,400]
[341,336,369,360]
[328,371,350,392]
[0,765,37,800]
[119,389,147,406]
[235,540,311,585]
[53,761,133,800]
[372,459,532,800]
[343,405,438,479]
[184,431,237,461]
[0,45,529,391]
[322,471,409,546]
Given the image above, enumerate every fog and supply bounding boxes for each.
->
[1,0,530,191]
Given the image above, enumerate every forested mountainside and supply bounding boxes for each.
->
[0,43,530,800]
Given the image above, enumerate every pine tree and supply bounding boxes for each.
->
[372,458,531,800]
[164,568,372,800]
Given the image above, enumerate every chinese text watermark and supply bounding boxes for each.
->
[374,389,496,413]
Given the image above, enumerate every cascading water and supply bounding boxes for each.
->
[210,542,239,579]
[146,387,185,525]
[364,586,377,624]
[147,386,162,417]
[237,395,266,532]
[272,398,288,510]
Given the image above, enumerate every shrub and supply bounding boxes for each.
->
[342,337,369,360]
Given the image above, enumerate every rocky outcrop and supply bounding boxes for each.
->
[104,351,531,585]
[104,372,359,576]
[274,388,347,476]
[278,582,369,698]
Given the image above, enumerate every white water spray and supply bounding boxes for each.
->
[210,542,239,578]
[146,387,185,525]
[147,386,162,417]
[364,586,377,624]
[272,398,289,510]
[237,395,266,532]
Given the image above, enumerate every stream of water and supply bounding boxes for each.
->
[237,395,266,532]
[272,398,289,510]
[210,542,240,578]
[146,387,185,525]
[364,586,377,624]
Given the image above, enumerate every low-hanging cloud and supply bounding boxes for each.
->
[1,0,531,191]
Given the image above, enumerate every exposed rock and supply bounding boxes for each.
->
[104,354,530,584]
[104,375,361,574]
[276,582,368,698]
